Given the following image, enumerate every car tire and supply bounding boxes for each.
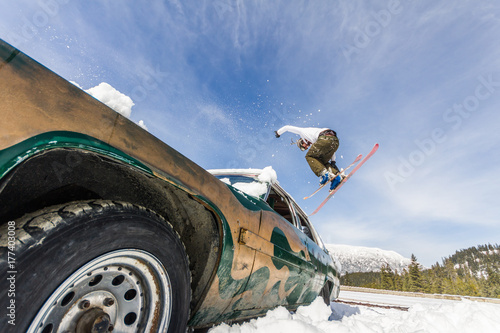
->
[0,200,191,333]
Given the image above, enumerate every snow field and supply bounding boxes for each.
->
[208,297,500,333]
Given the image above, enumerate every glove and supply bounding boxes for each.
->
[274,131,280,138]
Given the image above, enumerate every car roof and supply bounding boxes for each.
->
[208,168,266,177]
[208,168,308,219]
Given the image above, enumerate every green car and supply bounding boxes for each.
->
[0,39,340,332]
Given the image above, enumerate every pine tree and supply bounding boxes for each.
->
[343,272,352,286]
[394,269,403,291]
[402,268,410,291]
[339,244,500,298]
[380,264,394,290]
[428,263,444,294]
[483,267,500,298]
[408,254,423,292]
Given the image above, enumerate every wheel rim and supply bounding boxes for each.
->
[27,249,172,333]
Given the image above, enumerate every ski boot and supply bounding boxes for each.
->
[319,170,332,186]
[329,175,342,191]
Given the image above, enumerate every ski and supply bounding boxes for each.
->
[309,143,379,216]
[303,154,363,200]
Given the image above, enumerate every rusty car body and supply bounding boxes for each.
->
[0,39,340,332]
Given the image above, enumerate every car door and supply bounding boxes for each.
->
[237,184,325,312]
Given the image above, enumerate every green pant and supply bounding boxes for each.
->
[305,135,340,177]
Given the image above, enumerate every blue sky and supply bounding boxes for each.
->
[2,1,500,267]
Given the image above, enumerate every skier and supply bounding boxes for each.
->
[274,125,343,190]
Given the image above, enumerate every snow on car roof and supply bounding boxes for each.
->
[208,166,278,184]
[208,166,278,198]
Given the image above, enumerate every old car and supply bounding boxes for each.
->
[0,39,340,332]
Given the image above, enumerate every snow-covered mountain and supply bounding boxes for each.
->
[326,244,412,274]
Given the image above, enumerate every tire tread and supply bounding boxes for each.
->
[1,200,191,282]
[0,199,192,332]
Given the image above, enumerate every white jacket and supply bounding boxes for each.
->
[277,125,336,161]
[276,125,330,144]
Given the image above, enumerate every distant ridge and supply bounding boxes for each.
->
[447,243,500,278]
[326,244,412,274]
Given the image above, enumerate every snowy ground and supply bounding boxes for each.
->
[208,291,500,333]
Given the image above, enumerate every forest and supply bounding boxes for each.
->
[341,244,500,298]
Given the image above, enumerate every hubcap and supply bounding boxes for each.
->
[28,249,172,333]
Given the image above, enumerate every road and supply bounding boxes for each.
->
[336,286,500,309]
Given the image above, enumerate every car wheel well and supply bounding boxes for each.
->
[320,280,334,305]
[0,148,221,313]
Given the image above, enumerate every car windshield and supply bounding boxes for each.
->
[215,174,269,199]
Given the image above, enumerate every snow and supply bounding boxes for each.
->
[71,81,148,130]
[257,166,278,184]
[85,82,134,118]
[228,181,268,198]
[208,296,500,333]
[210,168,263,174]
[326,244,412,274]
[136,119,148,130]
[339,290,459,307]
[481,249,499,255]
[209,167,277,198]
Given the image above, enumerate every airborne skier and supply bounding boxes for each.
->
[274,125,343,191]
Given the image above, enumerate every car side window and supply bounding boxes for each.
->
[295,212,314,242]
[265,185,326,249]
[266,188,296,226]
[293,207,325,249]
